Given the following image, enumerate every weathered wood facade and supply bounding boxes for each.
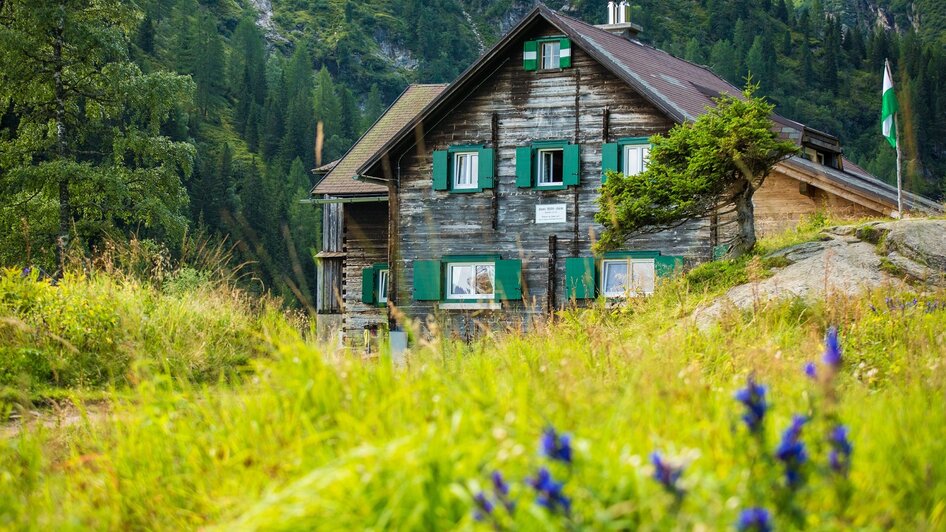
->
[315,5,939,343]
[388,22,705,333]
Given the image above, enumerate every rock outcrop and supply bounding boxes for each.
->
[693,219,946,328]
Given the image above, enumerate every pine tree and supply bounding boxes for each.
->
[339,86,361,147]
[684,37,705,64]
[0,0,197,270]
[261,74,287,161]
[192,11,225,118]
[745,37,766,86]
[710,39,739,83]
[136,14,156,54]
[313,66,342,162]
[362,83,384,134]
[821,16,840,94]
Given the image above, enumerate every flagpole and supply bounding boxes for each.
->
[895,114,903,217]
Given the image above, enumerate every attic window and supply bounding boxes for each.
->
[523,38,572,71]
[541,41,561,69]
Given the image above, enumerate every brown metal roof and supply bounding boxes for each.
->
[354,5,938,212]
[312,83,447,196]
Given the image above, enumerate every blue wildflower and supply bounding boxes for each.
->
[472,491,494,521]
[650,452,685,495]
[491,470,515,513]
[775,415,809,487]
[540,427,573,464]
[827,425,853,474]
[528,467,571,514]
[737,507,773,532]
[735,375,768,432]
[803,361,817,379]
[822,327,842,369]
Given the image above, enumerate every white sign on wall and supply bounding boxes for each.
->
[535,204,568,224]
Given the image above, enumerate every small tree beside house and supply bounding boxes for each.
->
[595,86,798,257]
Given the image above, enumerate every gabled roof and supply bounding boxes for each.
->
[355,4,939,213]
[312,83,447,196]
[783,156,942,213]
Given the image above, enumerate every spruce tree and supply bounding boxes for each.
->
[362,84,384,134]
[0,0,196,270]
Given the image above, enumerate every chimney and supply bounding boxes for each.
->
[596,0,642,39]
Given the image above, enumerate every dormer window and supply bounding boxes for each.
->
[541,41,561,70]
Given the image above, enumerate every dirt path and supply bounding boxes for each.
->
[2,401,111,439]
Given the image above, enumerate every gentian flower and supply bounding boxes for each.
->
[491,470,515,513]
[775,415,809,487]
[650,452,684,495]
[803,361,817,379]
[736,507,773,532]
[528,467,571,514]
[822,327,842,369]
[472,492,494,521]
[735,375,768,432]
[827,425,853,474]
[540,427,573,464]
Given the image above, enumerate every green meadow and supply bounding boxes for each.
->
[1,228,945,530]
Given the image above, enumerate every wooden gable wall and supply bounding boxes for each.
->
[390,22,712,333]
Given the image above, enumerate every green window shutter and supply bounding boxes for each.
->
[559,38,572,68]
[478,147,495,189]
[515,147,533,188]
[494,259,522,301]
[523,40,538,71]
[413,260,442,301]
[565,257,596,299]
[361,267,376,304]
[601,142,619,184]
[563,143,581,186]
[654,255,684,278]
[432,150,449,191]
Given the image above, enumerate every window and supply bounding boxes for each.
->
[377,269,389,304]
[433,147,494,192]
[622,145,650,176]
[537,148,564,186]
[601,139,652,184]
[447,263,495,300]
[523,38,571,71]
[601,258,656,297]
[453,152,478,190]
[540,40,561,70]
[361,263,389,306]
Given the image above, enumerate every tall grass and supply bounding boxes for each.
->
[1,257,944,529]
[0,235,297,404]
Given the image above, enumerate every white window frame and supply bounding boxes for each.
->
[453,151,479,190]
[601,258,656,297]
[540,40,561,70]
[622,144,650,176]
[377,269,389,304]
[537,148,564,186]
[446,262,495,300]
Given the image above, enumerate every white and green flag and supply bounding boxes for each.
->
[882,60,899,148]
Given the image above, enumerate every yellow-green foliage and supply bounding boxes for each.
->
[0,269,284,399]
[1,266,945,529]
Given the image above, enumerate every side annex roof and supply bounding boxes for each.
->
[312,83,447,196]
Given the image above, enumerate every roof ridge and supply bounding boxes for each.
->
[550,9,741,91]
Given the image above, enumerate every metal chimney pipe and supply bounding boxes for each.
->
[607,1,615,24]
[620,1,629,23]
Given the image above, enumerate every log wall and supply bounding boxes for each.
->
[342,202,389,345]
[390,23,710,333]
